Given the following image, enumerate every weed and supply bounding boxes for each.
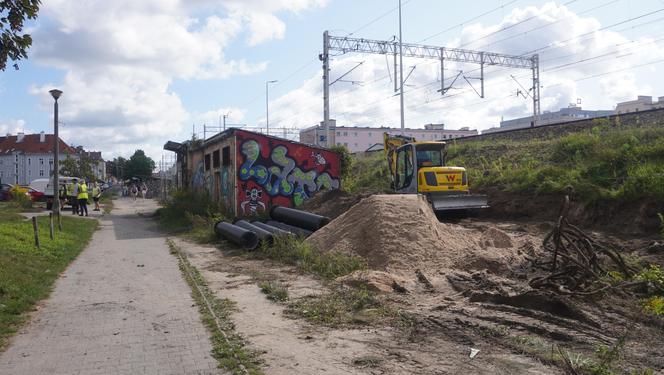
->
[286,288,388,327]
[641,296,664,316]
[658,213,664,240]
[255,235,366,280]
[168,239,263,374]
[581,337,626,375]
[635,264,664,291]
[258,281,288,302]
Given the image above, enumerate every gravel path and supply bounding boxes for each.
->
[0,197,220,375]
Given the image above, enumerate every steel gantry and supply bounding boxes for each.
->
[319,31,540,147]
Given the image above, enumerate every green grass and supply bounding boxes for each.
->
[0,208,98,351]
[99,192,114,214]
[343,152,391,194]
[286,287,389,328]
[254,235,366,280]
[447,120,664,203]
[167,239,263,374]
[258,281,289,302]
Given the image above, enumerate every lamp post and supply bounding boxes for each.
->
[49,89,63,216]
[265,80,277,135]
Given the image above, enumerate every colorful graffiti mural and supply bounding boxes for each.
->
[236,130,341,215]
[219,166,231,210]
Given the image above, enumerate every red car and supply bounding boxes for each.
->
[27,188,45,202]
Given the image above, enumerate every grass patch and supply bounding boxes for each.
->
[255,235,366,280]
[258,281,289,302]
[167,239,263,374]
[448,121,664,203]
[286,287,389,327]
[0,208,98,351]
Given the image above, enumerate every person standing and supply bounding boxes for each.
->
[130,184,138,201]
[77,179,89,217]
[141,182,148,199]
[92,182,102,211]
[69,178,79,215]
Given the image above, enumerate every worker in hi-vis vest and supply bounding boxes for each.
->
[92,182,102,212]
[68,179,79,215]
[77,180,89,217]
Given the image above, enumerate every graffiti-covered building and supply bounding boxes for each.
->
[164,129,341,217]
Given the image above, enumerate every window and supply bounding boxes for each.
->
[354,132,358,136]
[354,143,358,147]
[0,171,3,178]
[39,170,44,177]
[212,150,220,168]
[343,142,348,147]
[28,158,31,166]
[204,153,211,171]
[343,132,348,136]
[222,146,230,166]
[28,170,31,176]
[336,131,341,136]
[337,142,341,146]
[39,157,44,165]
[368,132,372,137]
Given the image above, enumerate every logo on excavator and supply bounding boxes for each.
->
[445,175,456,182]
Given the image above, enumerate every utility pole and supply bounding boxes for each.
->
[266,80,277,136]
[322,30,330,147]
[398,0,406,133]
[49,89,63,217]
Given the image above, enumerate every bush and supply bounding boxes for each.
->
[9,185,32,209]
[156,189,224,231]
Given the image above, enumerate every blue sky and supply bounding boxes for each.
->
[1,0,663,160]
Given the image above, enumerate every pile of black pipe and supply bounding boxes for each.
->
[214,221,259,250]
[213,206,331,250]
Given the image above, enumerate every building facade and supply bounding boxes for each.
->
[299,121,478,153]
[615,95,664,114]
[165,129,341,217]
[80,151,106,181]
[0,132,76,185]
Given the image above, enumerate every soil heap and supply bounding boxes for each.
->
[307,194,529,276]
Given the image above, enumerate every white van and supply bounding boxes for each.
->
[29,177,83,210]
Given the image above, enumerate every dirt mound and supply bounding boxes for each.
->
[300,189,367,219]
[307,194,532,276]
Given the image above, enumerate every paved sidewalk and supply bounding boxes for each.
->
[0,198,219,375]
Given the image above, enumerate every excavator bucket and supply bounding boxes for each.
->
[428,193,489,211]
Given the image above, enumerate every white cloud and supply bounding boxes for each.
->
[27,0,326,159]
[267,1,661,134]
[0,119,31,135]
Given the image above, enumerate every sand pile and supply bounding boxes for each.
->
[306,194,533,277]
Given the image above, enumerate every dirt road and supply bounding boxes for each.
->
[0,198,219,375]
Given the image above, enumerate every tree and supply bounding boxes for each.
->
[0,0,41,71]
[59,154,95,181]
[125,150,155,181]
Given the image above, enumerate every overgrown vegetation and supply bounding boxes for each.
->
[286,287,389,327]
[168,239,263,374]
[9,185,32,209]
[447,120,664,203]
[255,235,366,280]
[0,205,97,350]
[343,152,391,194]
[155,189,228,240]
[258,281,288,302]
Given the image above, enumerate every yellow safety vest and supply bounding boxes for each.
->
[92,186,101,198]
[77,183,88,200]
[66,183,74,196]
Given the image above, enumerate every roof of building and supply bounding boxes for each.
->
[0,133,76,155]
[301,125,477,132]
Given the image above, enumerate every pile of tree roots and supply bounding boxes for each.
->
[529,195,659,295]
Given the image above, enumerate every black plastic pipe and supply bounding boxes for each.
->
[266,220,313,238]
[251,221,292,237]
[269,205,330,232]
[234,220,274,244]
[214,221,259,250]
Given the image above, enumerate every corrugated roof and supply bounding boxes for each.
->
[0,134,76,154]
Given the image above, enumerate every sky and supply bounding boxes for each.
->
[1,0,663,162]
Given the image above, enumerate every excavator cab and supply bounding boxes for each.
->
[391,140,488,212]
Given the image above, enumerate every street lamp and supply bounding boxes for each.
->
[265,80,277,135]
[49,89,62,216]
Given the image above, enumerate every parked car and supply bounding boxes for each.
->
[27,187,45,202]
[0,183,13,201]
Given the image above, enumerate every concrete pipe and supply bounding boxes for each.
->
[214,221,259,250]
[234,220,274,245]
[269,205,330,232]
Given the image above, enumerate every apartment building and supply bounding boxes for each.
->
[615,95,664,114]
[300,121,478,153]
[0,132,76,185]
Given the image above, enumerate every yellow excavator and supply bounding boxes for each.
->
[384,133,488,212]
